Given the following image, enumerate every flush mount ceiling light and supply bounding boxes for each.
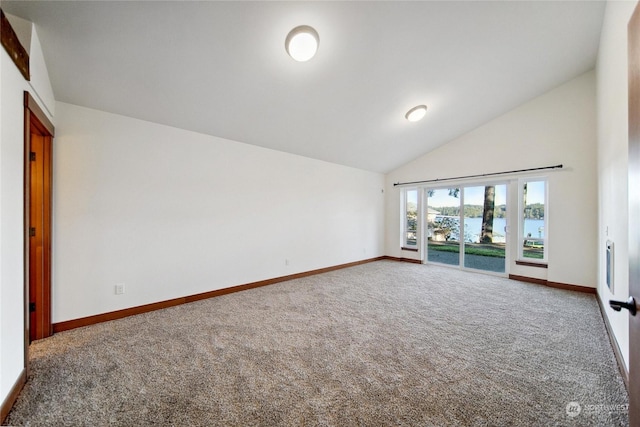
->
[285,25,319,62]
[405,105,428,122]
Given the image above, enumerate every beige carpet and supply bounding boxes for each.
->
[5,260,628,426]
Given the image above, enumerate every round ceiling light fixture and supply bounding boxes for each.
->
[285,25,319,62]
[405,105,428,122]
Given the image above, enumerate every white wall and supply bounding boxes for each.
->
[0,27,55,406]
[53,102,385,323]
[3,15,55,116]
[0,45,26,410]
[597,0,638,372]
[385,71,598,288]
[28,25,55,119]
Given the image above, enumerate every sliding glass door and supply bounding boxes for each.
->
[462,185,506,273]
[425,184,507,274]
[426,188,461,266]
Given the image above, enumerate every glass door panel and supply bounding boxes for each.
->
[426,188,461,266]
[462,185,506,273]
[521,180,546,260]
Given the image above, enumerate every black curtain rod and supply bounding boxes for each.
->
[393,164,563,187]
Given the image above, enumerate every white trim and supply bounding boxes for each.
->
[400,188,419,249]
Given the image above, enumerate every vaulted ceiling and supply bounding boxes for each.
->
[2,1,605,173]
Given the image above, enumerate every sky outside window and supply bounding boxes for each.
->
[428,187,506,207]
[525,181,545,204]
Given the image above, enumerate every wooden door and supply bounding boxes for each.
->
[629,3,640,425]
[24,93,54,342]
[28,131,52,341]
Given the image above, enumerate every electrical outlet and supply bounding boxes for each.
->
[115,283,125,295]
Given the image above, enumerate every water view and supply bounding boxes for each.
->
[422,182,546,272]
[404,182,546,273]
[432,217,545,244]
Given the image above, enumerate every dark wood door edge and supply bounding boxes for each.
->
[23,91,55,376]
[24,92,54,135]
[629,4,640,423]
[596,293,630,390]
[0,368,26,424]
[508,274,596,294]
[54,256,387,333]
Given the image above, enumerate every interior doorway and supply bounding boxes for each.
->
[24,92,54,342]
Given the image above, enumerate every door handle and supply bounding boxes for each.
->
[609,297,637,316]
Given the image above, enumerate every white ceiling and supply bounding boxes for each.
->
[2,1,605,173]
